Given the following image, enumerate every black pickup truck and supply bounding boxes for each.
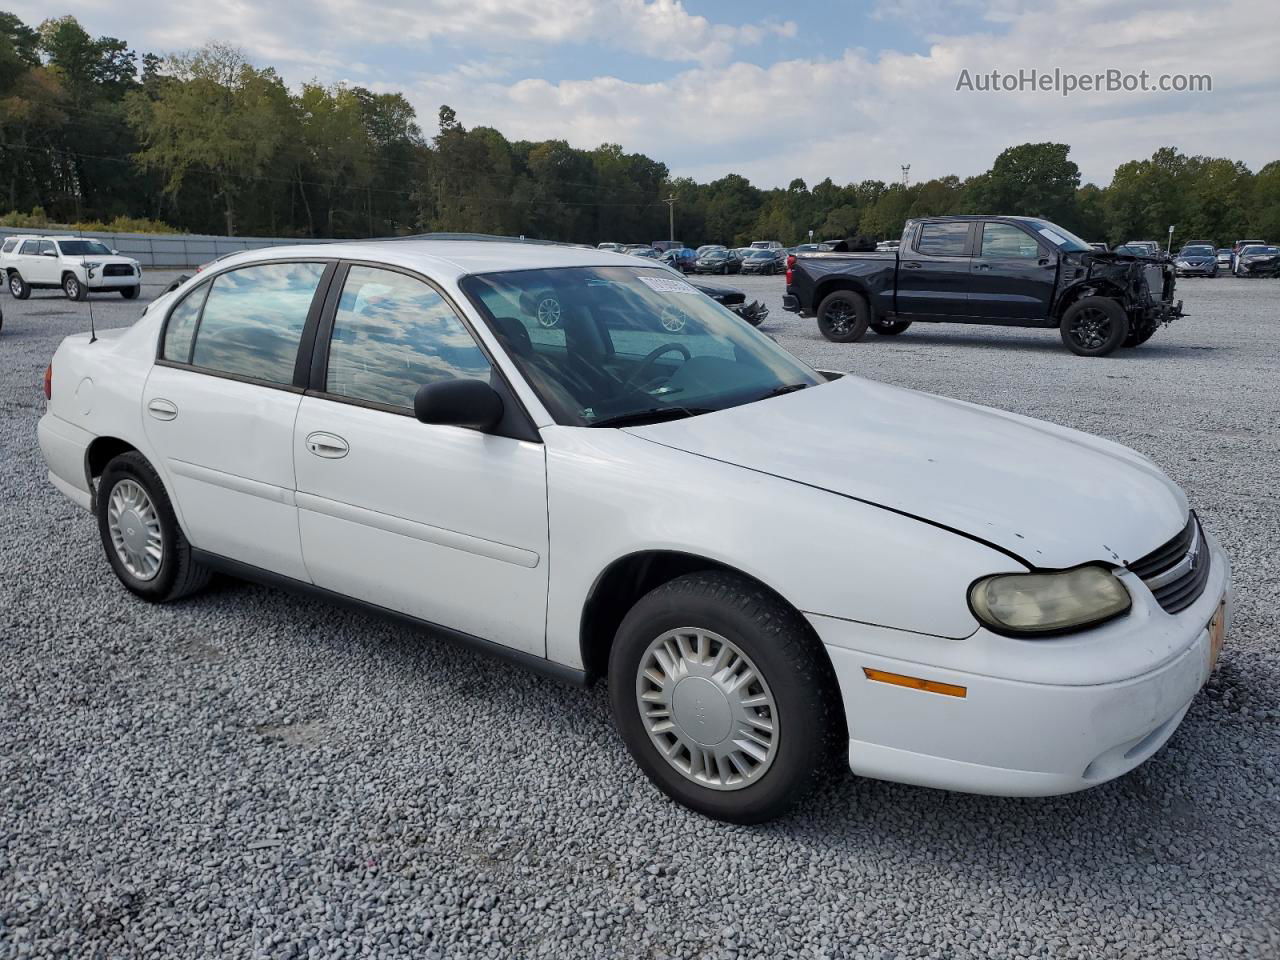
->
[782,215,1183,356]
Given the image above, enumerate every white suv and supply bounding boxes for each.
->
[3,235,142,300]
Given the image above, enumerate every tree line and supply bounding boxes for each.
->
[2,12,1277,248]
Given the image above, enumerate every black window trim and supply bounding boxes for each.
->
[303,258,541,443]
[153,257,338,394]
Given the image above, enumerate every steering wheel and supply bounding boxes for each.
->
[623,343,692,390]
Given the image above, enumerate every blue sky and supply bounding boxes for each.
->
[19,0,1277,188]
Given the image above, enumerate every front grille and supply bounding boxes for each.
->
[1128,512,1210,614]
[103,264,134,277]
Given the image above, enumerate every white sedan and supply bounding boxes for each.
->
[38,240,1232,823]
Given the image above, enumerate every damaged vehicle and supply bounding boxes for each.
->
[782,216,1183,357]
[1233,244,1280,278]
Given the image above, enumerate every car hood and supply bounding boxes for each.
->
[624,376,1187,569]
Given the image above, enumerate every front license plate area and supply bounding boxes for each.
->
[1207,601,1226,673]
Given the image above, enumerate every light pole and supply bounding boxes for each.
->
[664,196,677,244]
[1167,225,1175,255]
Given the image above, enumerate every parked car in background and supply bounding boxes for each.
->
[1231,239,1265,272]
[784,215,1183,356]
[4,236,142,301]
[740,249,786,275]
[793,243,834,254]
[652,240,684,253]
[875,240,901,253]
[733,247,755,261]
[597,242,625,252]
[659,247,696,273]
[1089,242,1109,252]
[1174,244,1219,277]
[1216,248,1233,269]
[36,238,1231,823]
[749,240,784,252]
[695,244,726,258]
[692,249,741,275]
[1118,241,1163,258]
[628,247,661,260]
[1234,244,1280,277]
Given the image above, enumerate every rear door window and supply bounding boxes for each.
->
[915,222,970,257]
[188,262,326,385]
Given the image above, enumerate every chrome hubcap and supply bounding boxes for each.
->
[635,628,779,791]
[107,479,162,581]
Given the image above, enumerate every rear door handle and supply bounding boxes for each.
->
[974,262,991,271]
[305,432,349,459]
[146,398,178,421]
[902,261,922,269]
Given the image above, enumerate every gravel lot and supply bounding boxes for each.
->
[2,270,1278,959]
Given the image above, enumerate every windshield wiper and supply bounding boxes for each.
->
[588,406,714,428]
[753,382,812,402]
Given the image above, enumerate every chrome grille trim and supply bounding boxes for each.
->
[1129,512,1210,615]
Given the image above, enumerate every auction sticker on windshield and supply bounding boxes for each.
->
[637,276,700,295]
[1038,227,1068,246]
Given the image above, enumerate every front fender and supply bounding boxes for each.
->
[542,427,1024,669]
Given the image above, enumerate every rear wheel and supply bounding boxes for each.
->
[120,285,140,300]
[816,289,871,343]
[1060,297,1129,357]
[608,571,841,824]
[9,272,30,299]
[870,318,912,336]
[63,273,87,301]
[97,452,211,603]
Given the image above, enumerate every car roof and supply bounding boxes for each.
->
[207,237,651,282]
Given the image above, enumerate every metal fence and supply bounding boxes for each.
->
[0,226,332,269]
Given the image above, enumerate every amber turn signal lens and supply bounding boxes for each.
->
[862,667,967,698]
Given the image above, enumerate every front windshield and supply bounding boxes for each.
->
[57,240,112,256]
[461,266,824,427]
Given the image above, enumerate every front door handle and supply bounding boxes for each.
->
[146,398,178,421]
[974,262,991,271]
[305,432,349,459]
[901,261,922,269]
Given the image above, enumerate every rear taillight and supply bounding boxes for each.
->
[785,254,796,286]
[43,362,52,400]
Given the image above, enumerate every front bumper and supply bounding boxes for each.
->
[86,268,141,289]
[812,532,1231,797]
[1175,264,1216,276]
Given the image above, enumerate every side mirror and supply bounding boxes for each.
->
[414,379,504,432]
[111,249,119,255]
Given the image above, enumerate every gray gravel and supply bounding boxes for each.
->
[2,271,1278,959]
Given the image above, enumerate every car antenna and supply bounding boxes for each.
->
[80,226,97,344]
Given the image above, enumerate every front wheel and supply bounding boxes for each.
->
[608,571,841,824]
[1060,297,1129,357]
[870,319,912,336]
[9,272,30,299]
[97,452,211,603]
[63,273,87,301]
[120,285,140,299]
[816,289,871,343]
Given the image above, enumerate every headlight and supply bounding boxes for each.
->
[969,566,1131,636]
[85,261,102,269]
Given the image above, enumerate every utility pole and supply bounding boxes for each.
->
[664,195,677,243]
[901,164,911,188]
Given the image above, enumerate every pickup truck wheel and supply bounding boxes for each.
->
[870,319,912,336]
[8,272,30,299]
[1060,297,1129,357]
[816,290,870,343]
[608,571,841,824]
[63,273,87,301]
[97,452,211,603]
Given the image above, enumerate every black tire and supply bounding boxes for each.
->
[9,272,30,300]
[1060,297,1129,357]
[870,319,912,336]
[63,273,87,301]
[96,451,211,603]
[120,285,140,300]
[816,289,871,343]
[608,571,842,824]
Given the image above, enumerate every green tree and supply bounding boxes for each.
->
[970,142,1080,223]
[127,43,293,235]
